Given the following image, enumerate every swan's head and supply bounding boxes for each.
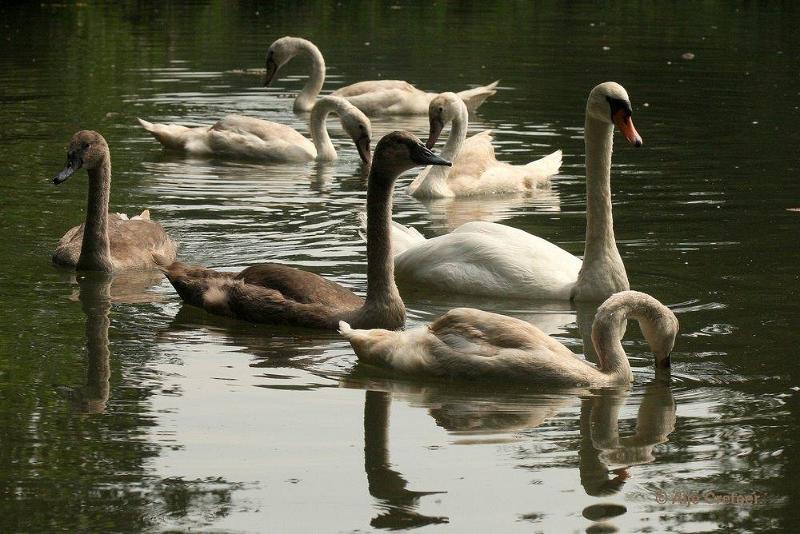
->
[426,92,465,149]
[53,131,109,184]
[587,82,642,147]
[372,131,451,178]
[338,103,373,165]
[641,307,679,369]
[264,36,302,86]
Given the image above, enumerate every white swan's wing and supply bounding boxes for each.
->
[332,80,417,97]
[334,81,430,115]
[394,222,581,299]
[206,118,315,161]
[211,115,309,146]
[449,130,497,177]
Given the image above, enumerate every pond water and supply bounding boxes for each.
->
[1,1,799,532]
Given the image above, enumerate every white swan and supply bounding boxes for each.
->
[264,36,499,115]
[381,82,643,301]
[52,131,177,272]
[407,92,562,198]
[138,95,372,163]
[339,290,678,386]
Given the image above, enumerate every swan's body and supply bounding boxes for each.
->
[381,82,643,301]
[340,290,678,386]
[391,220,582,299]
[138,96,372,163]
[52,131,177,272]
[160,131,450,330]
[407,93,562,198]
[265,36,498,115]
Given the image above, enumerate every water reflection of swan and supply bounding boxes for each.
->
[411,188,561,231]
[66,271,165,413]
[363,391,448,529]
[579,382,676,496]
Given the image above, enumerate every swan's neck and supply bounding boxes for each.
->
[440,105,468,162]
[294,39,326,113]
[412,105,467,198]
[77,157,113,272]
[355,163,404,328]
[574,117,628,299]
[308,99,337,161]
[591,301,633,383]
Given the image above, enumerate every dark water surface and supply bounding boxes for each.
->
[1,1,799,532]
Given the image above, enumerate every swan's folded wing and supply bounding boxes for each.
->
[225,281,342,329]
[235,263,363,309]
[447,131,497,183]
[332,80,416,98]
[211,115,308,145]
[430,308,566,355]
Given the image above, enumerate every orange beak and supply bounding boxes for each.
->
[612,110,642,147]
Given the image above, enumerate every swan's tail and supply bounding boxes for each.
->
[338,321,397,365]
[525,149,563,180]
[458,80,499,113]
[137,117,192,150]
[338,321,354,338]
[358,212,426,256]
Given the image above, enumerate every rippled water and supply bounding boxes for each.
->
[1,2,799,532]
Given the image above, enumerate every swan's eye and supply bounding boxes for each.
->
[82,142,90,149]
[438,107,444,113]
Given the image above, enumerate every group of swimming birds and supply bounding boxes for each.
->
[52,36,679,388]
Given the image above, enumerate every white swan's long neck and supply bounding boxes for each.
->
[354,162,405,328]
[440,104,468,162]
[77,156,113,272]
[411,103,467,198]
[293,39,326,113]
[309,99,338,161]
[574,117,628,299]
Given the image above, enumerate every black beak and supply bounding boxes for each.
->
[264,58,278,87]
[53,151,82,185]
[356,134,371,166]
[656,354,672,369]
[426,116,444,149]
[411,143,451,167]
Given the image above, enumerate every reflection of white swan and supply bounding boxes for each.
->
[52,131,177,272]
[407,92,561,198]
[580,383,676,496]
[138,96,372,163]
[415,186,562,231]
[340,291,678,386]
[383,82,642,300]
[264,36,498,115]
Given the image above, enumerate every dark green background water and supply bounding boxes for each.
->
[1,1,799,532]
